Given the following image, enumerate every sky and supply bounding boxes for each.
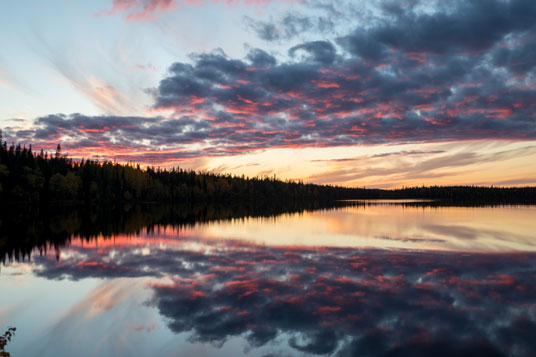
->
[1,0,536,188]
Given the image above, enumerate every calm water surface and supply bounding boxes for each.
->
[1,203,535,356]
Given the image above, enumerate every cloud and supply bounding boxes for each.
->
[371,150,445,158]
[149,0,536,152]
[244,0,367,42]
[95,0,179,21]
[4,0,536,170]
[96,0,303,21]
[289,40,337,65]
[30,236,536,356]
[310,158,361,163]
[304,144,536,187]
[246,12,335,42]
[339,0,536,59]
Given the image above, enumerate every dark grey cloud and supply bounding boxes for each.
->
[339,0,536,57]
[245,48,277,67]
[246,13,335,42]
[289,40,337,65]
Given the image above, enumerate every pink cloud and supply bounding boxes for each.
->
[95,0,179,21]
[96,0,301,21]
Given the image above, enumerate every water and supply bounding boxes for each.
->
[1,202,535,356]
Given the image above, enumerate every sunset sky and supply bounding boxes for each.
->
[1,0,536,188]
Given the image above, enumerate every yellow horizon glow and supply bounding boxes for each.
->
[30,139,536,189]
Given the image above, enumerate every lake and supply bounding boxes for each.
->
[1,202,535,356]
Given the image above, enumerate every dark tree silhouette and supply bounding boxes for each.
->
[0,327,16,357]
[0,140,535,206]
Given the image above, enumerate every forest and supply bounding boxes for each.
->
[1,139,536,206]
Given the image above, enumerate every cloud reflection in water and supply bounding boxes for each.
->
[31,234,536,356]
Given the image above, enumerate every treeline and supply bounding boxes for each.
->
[1,140,535,205]
[372,185,536,204]
[0,141,374,205]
